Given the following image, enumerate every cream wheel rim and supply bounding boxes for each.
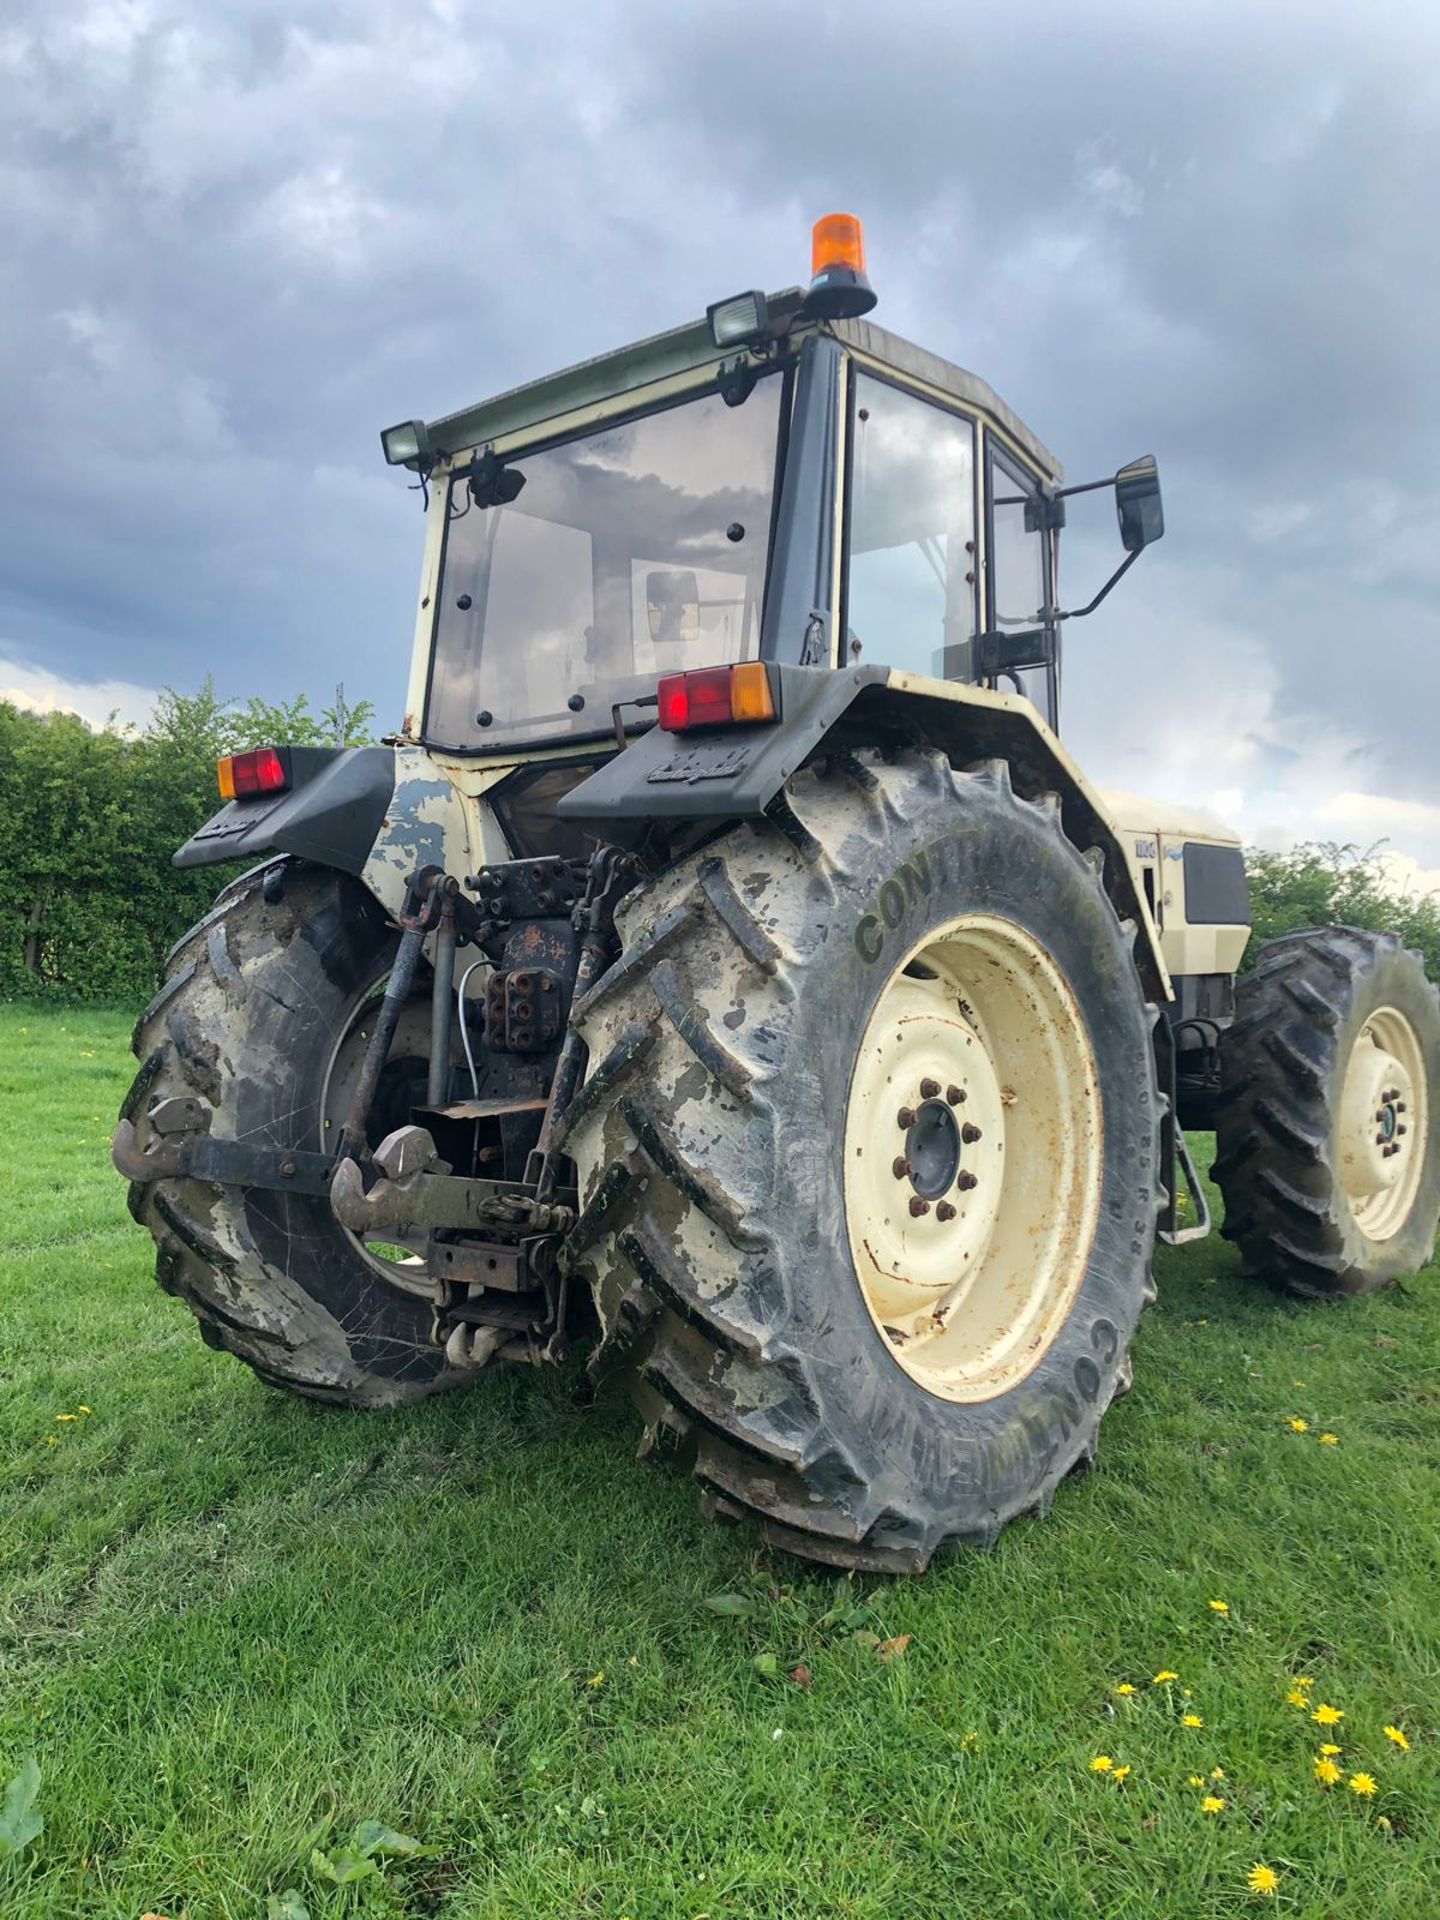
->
[1338,1005,1427,1241]
[843,912,1104,1403]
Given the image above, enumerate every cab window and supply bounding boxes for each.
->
[845,372,976,679]
[987,444,1054,724]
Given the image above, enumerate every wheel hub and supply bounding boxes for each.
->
[844,913,1103,1403]
[903,1097,963,1199]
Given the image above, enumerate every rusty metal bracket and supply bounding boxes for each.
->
[427,1237,529,1292]
[112,1117,337,1197]
[329,1124,574,1237]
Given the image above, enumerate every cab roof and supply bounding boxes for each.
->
[420,291,1063,482]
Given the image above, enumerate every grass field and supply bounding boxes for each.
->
[1,1001,1436,1919]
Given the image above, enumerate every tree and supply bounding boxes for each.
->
[1243,842,1440,981]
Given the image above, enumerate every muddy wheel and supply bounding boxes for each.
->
[563,749,1162,1570]
[122,861,475,1405]
[1214,927,1440,1296]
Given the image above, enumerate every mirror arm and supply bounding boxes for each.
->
[1056,546,1141,622]
[1051,475,1117,501]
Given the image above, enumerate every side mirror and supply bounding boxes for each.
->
[646,570,701,648]
[1115,455,1164,553]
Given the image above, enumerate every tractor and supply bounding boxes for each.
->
[115,216,1440,1571]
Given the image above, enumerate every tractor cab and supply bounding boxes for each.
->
[384,217,1162,760]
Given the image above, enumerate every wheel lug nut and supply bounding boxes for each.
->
[936,1201,956,1222]
[946,1085,966,1105]
[909,1196,930,1217]
[961,1122,982,1144]
[897,1106,917,1129]
[920,1078,940,1100]
[1397,1124,1407,1136]
[956,1170,978,1192]
[1397,1101,1407,1113]
[892,1156,911,1179]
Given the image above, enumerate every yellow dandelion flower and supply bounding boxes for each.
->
[1349,1772,1377,1797]
[1201,1795,1226,1815]
[1247,1863,1280,1898]
[77,1405,92,1416]
[1312,1703,1343,1725]
[1090,1755,1114,1772]
[1111,1764,1131,1782]
[586,1669,605,1689]
[1189,1774,1206,1788]
[1285,1688,1310,1708]
[1153,1670,1179,1684]
[55,1413,77,1423]
[1318,1432,1339,1446]
[1210,1768,1226,1782]
[1288,1417,1309,1432]
[1183,1713,1205,1728]
[1314,1757,1342,1786]
[1294,1674,1314,1690]
[1383,1725,1410,1752]
[1208,1599,1230,1615]
[1114,1682,1136,1695]
[1319,1742,1342,1756]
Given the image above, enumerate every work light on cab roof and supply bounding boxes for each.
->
[707,212,876,351]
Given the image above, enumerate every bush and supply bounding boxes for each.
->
[0,682,373,1004]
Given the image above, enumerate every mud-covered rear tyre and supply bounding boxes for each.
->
[1214,926,1440,1297]
[123,861,473,1406]
[563,750,1163,1571]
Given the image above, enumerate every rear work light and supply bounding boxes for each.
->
[217,747,289,801]
[656,661,779,733]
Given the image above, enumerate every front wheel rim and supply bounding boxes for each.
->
[1338,1005,1428,1241]
[843,912,1105,1403]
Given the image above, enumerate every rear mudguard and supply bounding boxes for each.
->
[559,662,1171,1001]
[172,743,474,919]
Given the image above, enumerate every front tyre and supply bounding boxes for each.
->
[1215,927,1440,1295]
[565,750,1163,1570]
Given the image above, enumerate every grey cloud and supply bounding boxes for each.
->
[2,0,1438,856]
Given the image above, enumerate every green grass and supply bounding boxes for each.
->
[1,1001,1435,1919]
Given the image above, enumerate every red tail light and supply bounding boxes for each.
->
[218,747,289,800]
[656,662,778,732]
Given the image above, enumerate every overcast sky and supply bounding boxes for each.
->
[4,0,1438,881]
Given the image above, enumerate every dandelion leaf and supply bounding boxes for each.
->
[0,1756,42,1863]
